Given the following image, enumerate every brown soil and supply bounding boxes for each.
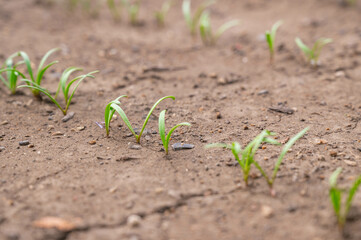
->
[1,0,361,239]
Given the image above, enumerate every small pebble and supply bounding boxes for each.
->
[89,140,97,145]
[335,70,345,78]
[127,215,141,228]
[19,140,30,146]
[129,144,142,150]
[76,126,86,131]
[62,112,75,122]
[261,205,273,218]
[0,146,5,152]
[0,121,9,125]
[257,90,269,95]
[51,131,64,136]
[216,112,222,119]
[172,143,195,151]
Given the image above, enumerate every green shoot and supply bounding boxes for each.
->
[206,130,280,187]
[182,0,215,35]
[329,168,361,233]
[18,68,98,115]
[104,96,175,144]
[0,54,26,94]
[199,11,239,46]
[14,48,59,99]
[155,0,173,26]
[123,0,141,25]
[265,20,283,64]
[252,128,308,196]
[107,0,123,21]
[295,37,332,66]
[159,110,191,155]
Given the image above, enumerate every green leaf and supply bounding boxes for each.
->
[56,67,83,100]
[182,0,192,29]
[18,51,35,82]
[137,96,175,143]
[330,167,343,188]
[295,37,313,60]
[345,175,361,217]
[110,103,137,141]
[214,19,240,41]
[159,110,166,147]
[36,48,59,81]
[271,127,308,182]
[165,122,191,154]
[270,20,283,43]
[104,95,128,136]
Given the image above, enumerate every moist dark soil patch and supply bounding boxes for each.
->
[1,0,361,239]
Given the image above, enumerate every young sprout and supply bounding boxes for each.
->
[159,110,191,155]
[123,0,141,25]
[104,96,175,144]
[154,0,173,26]
[265,20,283,64]
[0,55,26,95]
[206,130,279,187]
[252,127,308,196]
[107,0,123,21]
[329,168,361,234]
[14,48,59,99]
[295,37,333,66]
[18,68,98,115]
[199,11,239,46]
[182,0,215,35]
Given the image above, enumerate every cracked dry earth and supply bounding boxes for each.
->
[0,0,361,239]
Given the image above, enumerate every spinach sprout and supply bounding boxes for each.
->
[295,37,332,66]
[329,168,361,233]
[265,20,283,64]
[159,110,191,155]
[182,0,215,35]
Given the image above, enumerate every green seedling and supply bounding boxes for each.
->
[0,55,26,94]
[329,168,361,233]
[265,20,283,64]
[206,130,280,187]
[14,48,59,99]
[123,0,141,25]
[107,0,123,21]
[104,96,175,144]
[199,11,239,45]
[159,110,191,155]
[295,37,332,66]
[18,67,98,115]
[182,0,215,35]
[155,0,173,26]
[252,128,308,196]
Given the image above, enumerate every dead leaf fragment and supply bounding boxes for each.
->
[32,217,81,231]
[344,160,357,166]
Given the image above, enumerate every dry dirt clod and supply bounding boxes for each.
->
[314,139,328,145]
[127,215,141,228]
[19,140,30,146]
[88,140,97,145]
[329,151,338,157]
[129,144,142,150]
[62,112,75,122]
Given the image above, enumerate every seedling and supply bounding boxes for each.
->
[104,96,175,144]
[329,168,361,233]
[107,0,122,21]
[13,48,59,99]
[182,0,215,35]
[206,130,280,187]
[295,37,332,66]
[0,55,26,94]
[123,0,141,25]
[265,20,283,64]
[252,128,308,195]
[155,0,173,26]
[18,67,98,115]
[199,11,239,45]
[159,110,191,155]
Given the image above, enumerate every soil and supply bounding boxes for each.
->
[0,0,361,239]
